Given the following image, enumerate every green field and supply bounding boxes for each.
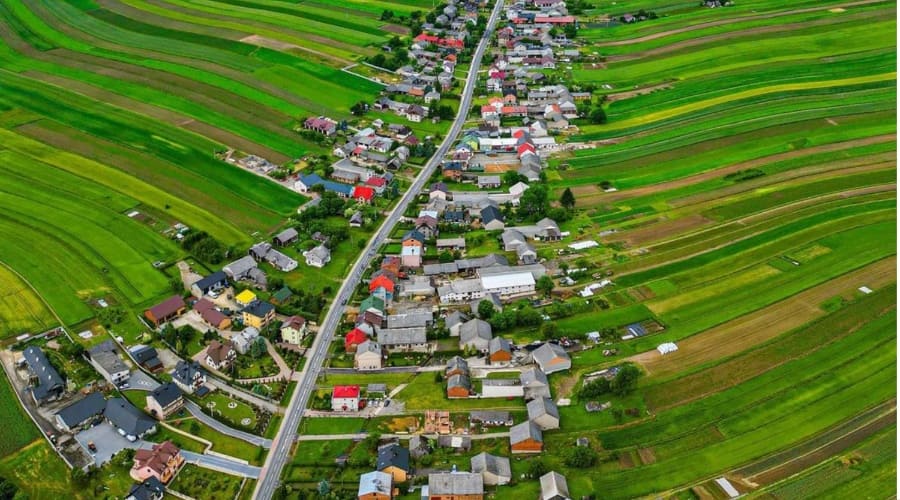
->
[0,264,55,339]
[0,373,39,459]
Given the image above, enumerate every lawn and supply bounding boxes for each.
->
[398,374,527,411]
[169,464,244,500]
[0,373,39,459]
[199,392,257,430]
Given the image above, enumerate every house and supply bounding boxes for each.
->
[402,230,426,249]
[54,392,106,432]
[481,272,536,298]
[280,316,308,345]
[146,383,183,421]
[445,356,469,377]
[469,411,512,427]
[427,473,484,500]
[190,271,228,298]
[105,398,156,442]
[125,477,165,500]
[194,299,231,329]
[303,116,337,136]
[376,327,430,352]
[358,470,392,500]
[353,186,376,204]
[479,206,505,230]
[447,374,472,398]
[144,296,186,328]
[232,327,261,355]
[516,243,538,264]
[360,295,386,315]
[205,340,236,371]
[273,227,299,247]
[509,421,543,453]
[130,441,184,484]
[304,244,332,268]
[409,435,433,459]
[401,245,422,269]
[477,176,502,189]
[242,300,276,328]
[345,327,369,353]
[470,452,512,486]
[459,319,492,351]
[415,215,439,239]
[527,397,560,430]
[355,341,383,371]
[377,443,410,483]
[332,385,360,411]
[171,361,205,394]
[446,311,468,337]
[249,242,298,272]
[370,275,396,302]
[436,237,466,252]
[520,367,551,400]
[223,255,259,281]
[350,211,364,228]
[425,90,441,104]
[481,379,524,398]
[540,472,571,500]
[270,286,294,305]
[235,289,257,307]
[488,337,512,363]
[532,343,571,374]
[86,340,130,385]
[438,279,484,304]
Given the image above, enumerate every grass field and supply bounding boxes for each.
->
[0,373,39,459]
[0,263,55,340]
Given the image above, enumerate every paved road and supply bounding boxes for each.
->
[253,2,506,497]
[184,400,273,449]
[182,450,262,479]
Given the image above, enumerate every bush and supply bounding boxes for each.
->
[563,446,598,468]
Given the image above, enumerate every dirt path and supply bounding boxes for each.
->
[593,0,890,47]
[605,82,673,102]
[580,134,896,206]
[630,256,897,378]
[239,35,347,66]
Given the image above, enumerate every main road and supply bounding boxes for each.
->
[253,1,505,497]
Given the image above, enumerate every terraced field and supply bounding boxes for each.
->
[512,0,896,497]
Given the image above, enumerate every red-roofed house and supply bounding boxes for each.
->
[344,328,368,352]
[366,176,388,192]
[332,385,360,411]
[304,117,337,136]
[414,33,464,49]
[352,186,376,204]
[369,275,396,296]
[534,15,576,24]
[130,441,184,484]
[144,296,186,328]
[517,142,536,157]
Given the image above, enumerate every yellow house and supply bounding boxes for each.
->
[235,289,257,307]
[242,301,275,329]
[280,316,308,345]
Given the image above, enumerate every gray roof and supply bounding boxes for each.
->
[459,319,492,347]
[527,397,560,421]
[149,382,182,408]
[446,311,468,329]
[356,340,381,356]
[130,345,161,368]
[377,443,410,471]
[56,392,106,428]
[469,410,511,423]
[386,311,433,329]
[532,343,571,373]
[509,420,543,445]
[367,383,387,394]
[446,355,469,373]
[376,327,427,346]
[223,255,258,279]
[428,473,483,495]
[22,346,64,401]
[273,227,299,244]
[448,374,471,391]
[358,471,392,497]
[540,471,570,500]
[88,340,129,375]
[192,271,228,292]
[172,360,204,386]
[470,452,512,479]
[489,336,511,355]
[105,398,155,437]
[520,367,549,387]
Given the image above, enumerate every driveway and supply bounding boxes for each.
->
[184,400,272,449]
[182,450,261,478]
[129,371,160,391]
[74,422,146,466]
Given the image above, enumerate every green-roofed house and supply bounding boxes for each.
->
[360,295,386,315]
[270,286,294,305]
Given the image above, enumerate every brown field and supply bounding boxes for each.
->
[604,82,673,102]
[618,451,635,469]
[381,24,410,35]
[619,214,714,246]
[637,447,657,465]
[631,257,897,379]
[628,286,655,302]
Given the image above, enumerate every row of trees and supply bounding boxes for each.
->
[181,230,230,265]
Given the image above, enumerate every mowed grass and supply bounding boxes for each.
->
[0,373,40,458]
[0,264,55,339]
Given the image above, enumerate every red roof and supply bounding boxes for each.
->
[518,143,536,154]
[513,129,527,139]
[414,33,464,49]
[344,328,368,350]
[534,15,576,24]
[369,275,396,293]
[352,186,375,201]
[366,176,387,187]
[332,385,360,399]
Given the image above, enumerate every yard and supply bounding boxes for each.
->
[169,465,244,500]
[198,392,257,430]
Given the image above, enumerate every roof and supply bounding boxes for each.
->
[448,374,471,391]
[533,343,571,371]
[352,185,376,201]
[540,471,570,500]
[509,420,543,444]
[370,275,396,294]
[358,471,392,497]
[386,311,432,329]
[55,392,106,427]
[105,398,155,436]
[282,315,306,330]
[480,205,503,225]
[206,340,234,364]
[471,452,512,479]
[446,356,469,373]
[235,289,256,304]
[403,230,426,244]
[469,410,511,423]
[273,227,299,243]
[527,397,560,421]
[428,473,483,495]
[127,478,165,500]
[333,385,360,398]
[147,295,185,319]
[22,346,64,401]
[223,255,258,278]
[356,340,381,357]
[88,340,129,375]
[130,345,162,368]
[199,306,228,328]
[192,271,228,291]
[272,286,293,303]
[481,272,535,290]
[243,300,275,318]
[172,360,204,385]
[360,295,386,313]
[489,336,511,355]
[376,327,427,346]
[377,443,410,471]
[149,382,182,408]
[446,311,468,329]
[344,328,368,349]
[460,319,493,344]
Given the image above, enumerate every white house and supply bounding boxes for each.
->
[355,341,383,371]
[304,245,331,268]
[481,379,524,398]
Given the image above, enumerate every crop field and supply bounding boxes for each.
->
[0,263,55,340]
[0,373,39,459]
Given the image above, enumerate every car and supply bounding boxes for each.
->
[87,441,97,453]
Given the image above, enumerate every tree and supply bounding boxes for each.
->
[0,476,19,500]
[610,363,641,396]
[477,300,495,319]
[589,107,607,124]
[518,184,550,220]
[169,276,184,293]
[527,459,548,479]
[540,321,559,340]
[536,275,554,297]
[380,9,394,20]
[438,251,455,263]
[503,170,523,186]
[563,446,598,468]
[578,377,610,399]
[560,187,576,209]
[250,337,267,359]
